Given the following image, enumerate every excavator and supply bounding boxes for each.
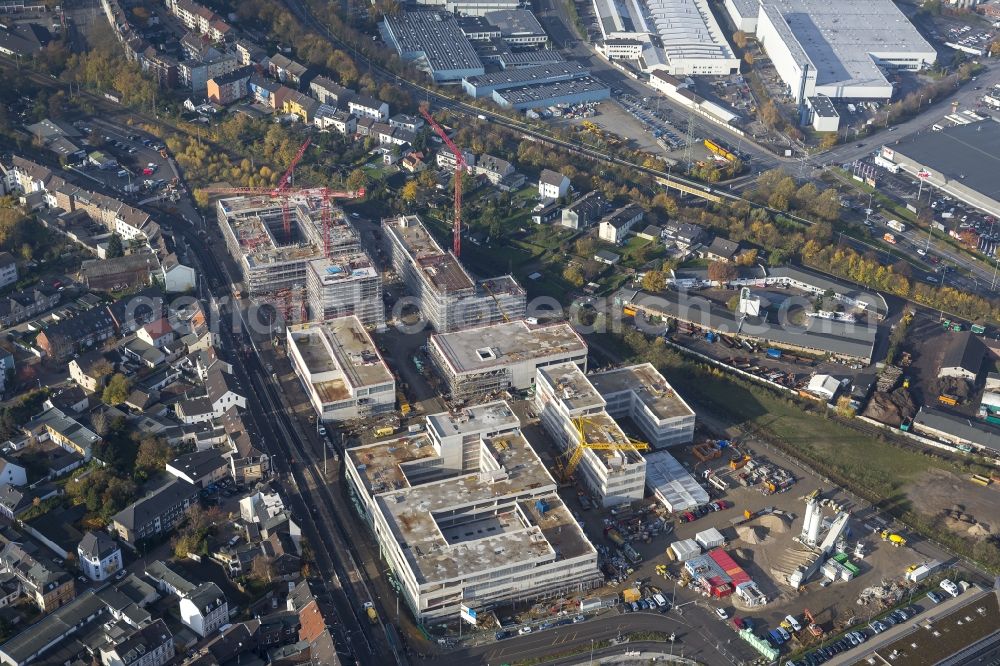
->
[803,608,823,637]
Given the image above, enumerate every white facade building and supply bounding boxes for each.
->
[428,320,588,400]
[344,402,602,623]
[589,363,695,449]
[77,531,123,582]
[286,317,395,423]
[534,363,647,507]
[179,583,228,637]
[753,0,936,102]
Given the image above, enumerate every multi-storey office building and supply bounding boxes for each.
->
[589,363,695,448]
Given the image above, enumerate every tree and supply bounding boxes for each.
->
[563,264,585,287]
[707,261,738,283]
[760,101,781,128]
[346,168,368,191]
[574,236,596,257]
[736,248,758,266]
[835,395,856,418]
[744,52,755,66]
[811,189,842,222]
[401,180,419,204]
[251,554,277,584]
[794,183,818,209]
[102,373,130,406]
[135,437,170,480]
[641,270,668,292]
[733,31,749,48]
[819,132,839,150]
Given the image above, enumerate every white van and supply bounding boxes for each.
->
[653,594,667,608]
[117,169,129,179]
[939,579,959,597]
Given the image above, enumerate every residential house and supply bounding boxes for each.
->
[309,76,354,107]
[166,449,229,488]
[401,151,427,173]
[598,203,644,245]
[206,366,246,416]
[138,318,176,349]
[98,618,175,666]
[77,531,122,582]
[282,91,320,123]
[80,253,157,291]
[561,190,609,230]
[538,169,570,200]
[22,406,101,459]
[0,252,17,289]
[594,249,621,265]
[175,396,214,424]
[355,116,376,137]
[315,107,356,134]
[437,148,475,171]
[68,351,113,394]
[267,54,309,87]
[531,201,561,225]
[248,74,291,110]
[178,49,238,96]
[166,0,231,41]
[389,113,425,133]
[940,332,985,381]
[222,407,270,483]
[141,45,179,89]
[0,484,40,519]
[122,338,167,369]
[663,221,706,249]
[235,39,267,67]
[110,478,199,547]
[207,65,254,105]
[0,457,26,488]
[144,561,230,638]
[476,154,514,185]
[161,253,197,293]
[0,539,76,612]
[348,96,389,121]
[0,287,60,327]
[702,236,740,262]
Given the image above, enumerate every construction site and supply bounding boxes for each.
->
[382,214,526,332]
[216,194,383,326]
[427,319,588,400]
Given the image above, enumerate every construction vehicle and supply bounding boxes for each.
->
[622,588,641,603]
[623,306,638,317]
[397,392,411,416]
[607,528,625,547]
[803,608,823,637]
[883,232,897,244]
[374,426,395,438]
[730,454,751,470]
[560,417,650,483]
[363,602,379,625]
[879,530,907,547]
[420,105,466,256]
[938,394,959,406]
[655,564,669,578]
[970,474,992,486]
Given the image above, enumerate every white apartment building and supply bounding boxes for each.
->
[0,253,17,289]
[383,215,525,332]
[286,317,395,423]
[589,363,695,448]
[428,320,588,400]
[344,402,602,623]
[179,583,228,637]
[77,531,123,582]
[534,363,647,507]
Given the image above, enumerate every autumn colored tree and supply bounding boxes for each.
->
[707,261,738,283]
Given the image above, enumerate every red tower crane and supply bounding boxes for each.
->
[419,105,465,257]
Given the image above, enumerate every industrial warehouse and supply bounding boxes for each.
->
[878,119,1000,219]
[286,317,396,423]
[216,195,384,326]
[382,215,526,332]
[344,402,603,623]
[594,0,740,76]
[735,0,935,103]
[428,320,588,399]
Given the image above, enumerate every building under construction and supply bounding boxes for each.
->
[428,320,588,400]
[216,195,383,326]
[534,362,647,507]
[382,215,525,332]
[589,363,696,449]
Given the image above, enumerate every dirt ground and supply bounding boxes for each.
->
[906,468,1000,537]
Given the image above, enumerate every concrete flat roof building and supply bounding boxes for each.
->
[483,9,547,45]
[753,0,935,102]
[534,363,647,507]
[286,317,395,423]
[382,11,485,82]
[344,401,601,623]
[216,195,383,326]
[882,119,1000,219]
[645,450,708,512]
[589,363,695,448]
[492,77,611,109]
[429,320,588,400]
[383,215,525,332]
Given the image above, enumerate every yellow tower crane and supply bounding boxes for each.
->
[561,417,650,483]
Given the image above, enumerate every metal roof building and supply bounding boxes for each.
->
[644,450,708,512]
[382,11,485,82]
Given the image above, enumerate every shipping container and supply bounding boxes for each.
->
[971,324,986,334]
[766,348,782,359]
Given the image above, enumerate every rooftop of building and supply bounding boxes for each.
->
[426,401,521,440]
[483,9,546,35]
[808,95,838,118]
[216,195,330,266]
[589,363,695,420]
[759,0,934,92]
[287,317,393,401]
[464,61,589,88]
[430,320,587,374]
[384,215,477,292]
[494,77,610,106]
[575,410,646,467]
[889,119,1000,205]
[538,362,605,413]
[384,10,484,74]
[644,449,709,508]
[348,421,593,583]
[644,0,736,62]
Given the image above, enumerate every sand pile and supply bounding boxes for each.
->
[967,523,991,538]
[737,526,767,544]
[760,514,789,533]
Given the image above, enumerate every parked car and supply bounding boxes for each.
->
[715,607,729,620]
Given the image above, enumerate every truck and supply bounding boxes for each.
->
[887,219,906,233]
[883,233,897,244]
[879,530,907,547]
[906,560,941,583]
[374,426,395,438]
[938,394,959,406]
[363,602,379,625]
